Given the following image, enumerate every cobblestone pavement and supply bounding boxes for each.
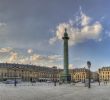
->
[0,82,110,100]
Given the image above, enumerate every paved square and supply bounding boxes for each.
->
[0,82,110,100]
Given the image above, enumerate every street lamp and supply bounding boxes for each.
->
[52,66,57,86]
[14,67,17,87]
[82,72,85,83]
[87,61,91,88]
[98,69,100,86]
[21,70,23,81]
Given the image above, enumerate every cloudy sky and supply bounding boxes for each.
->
[0,0,110,71]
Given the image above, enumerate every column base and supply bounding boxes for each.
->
[60,74,71,83]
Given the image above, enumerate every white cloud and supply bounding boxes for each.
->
[0,23,6,27]
[30,54,63,63]
[19,57,29,64]
[0,47,63,67]
[0,22,8,35]
[69,64,74,69]
[0,47,12,53]
[105,31,110,37]
[98,38,102,42]
[80,9,91,26]
[27,48,33,54]
[10,53,63,67]
[49,37,57,45]
[47,55,63,63]
[8,52,18,63]
[49,9,103,46]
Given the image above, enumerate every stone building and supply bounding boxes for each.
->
[70,68,90,82]
[0,63,60,82]
[70,68,99,82]
[91,72,99,81]
[0,63,100,83]
[99,67,110,81]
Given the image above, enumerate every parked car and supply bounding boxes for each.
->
[46,81,52,83]
[3,80,15,84]
[3,79,22,84]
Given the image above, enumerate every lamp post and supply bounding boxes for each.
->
[53,66,57,86]
[22,70,23,81]
[83,72,85,83]
[87,61,91,88]
[14,67,17,87]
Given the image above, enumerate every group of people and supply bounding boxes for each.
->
[103,80,108,85]
[98,80,109,86]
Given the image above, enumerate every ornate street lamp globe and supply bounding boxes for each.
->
[87,61,91,68]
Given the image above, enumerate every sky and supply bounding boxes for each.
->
[0,0,110,71]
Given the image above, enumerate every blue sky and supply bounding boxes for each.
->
[0,0,110,71]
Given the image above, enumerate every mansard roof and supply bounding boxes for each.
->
[73,68,89,72]
[0,63,55,72]
[99,66,110,71]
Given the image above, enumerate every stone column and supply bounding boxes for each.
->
[62,28,71,83]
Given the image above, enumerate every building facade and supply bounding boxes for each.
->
[70,68,90,82]
[99,67,110,81]
[91,72,99,81]
[70,68,99,82]
[0,63,60,82]
[0,63,99,82]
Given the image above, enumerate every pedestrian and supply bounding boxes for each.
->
[106,81,107,85]
[54,80,56,86]
[104,80,106,85]
[59,81,62,85]
[98,80,100,86]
